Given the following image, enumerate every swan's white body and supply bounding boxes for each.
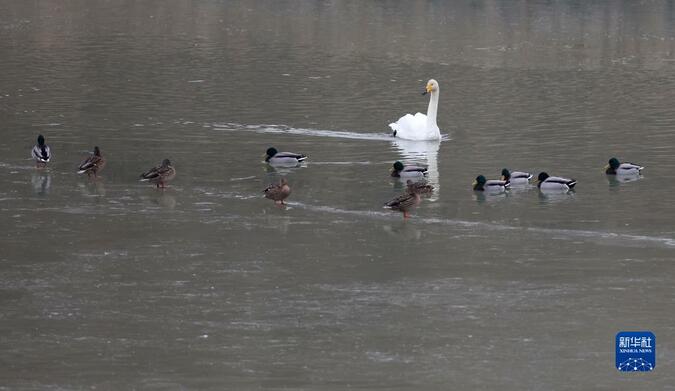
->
[389,79,441,141]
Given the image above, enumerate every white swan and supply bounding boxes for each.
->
[389,79,441,141]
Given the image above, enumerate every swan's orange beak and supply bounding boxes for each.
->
[422,84,433,95]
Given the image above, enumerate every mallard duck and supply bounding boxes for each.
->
[140,159,176,188]
[406,179,434,195]
[501,168,532,185]
[537,172,576,190]
[263,177,291,205]
[264,147,307,166]
[77,146,105,178]
[31,134,51,168]
[473,175,509,192]
[384,191,421,219]
[390,161,428,178]
[605,158,643,176]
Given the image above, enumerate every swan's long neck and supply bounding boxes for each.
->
[426,90,439,129]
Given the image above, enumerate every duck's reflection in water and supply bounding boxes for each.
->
[78,180,106,197]
[472,190,509,204]
[382,222,422,240]
[31,172,51,196]
[538,188,575,204]
[607,174,642,189]
[151,191,177,209]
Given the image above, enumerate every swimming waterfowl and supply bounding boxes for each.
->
[384,190,421,219]
[537,172,576,191]
[406,179,434,195]
[389,79,442,141]
[473,175,509,192]
[31,135,51,168]
[501,169,533,185]
[77,146,105,178]
[390,161,428,178]
[264,147,307,166]
[605,158,643,176]
[263,177,291,205]
[140,159,176,188]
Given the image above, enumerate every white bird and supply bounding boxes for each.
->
[605,158,643,176]
[389,79,441,141]
[501,168,533,185]
[31,134,51,167]
[537,172,576,191]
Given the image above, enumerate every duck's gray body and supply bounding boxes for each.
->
[612,163,643,176]
[392,165,428,178]
[32,144,51,163]
[266,151,307,166]
[538,174,576,191]
[506,171,532,184]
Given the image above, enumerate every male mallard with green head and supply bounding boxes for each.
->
[472,175,509,192]
[264,147,307,166]
[32,134,51,168]
[390,161,428,178]
[605,157,643,176]
[500,168,532,185]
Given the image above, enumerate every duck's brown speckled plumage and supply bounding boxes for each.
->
[140,159,176,188]
[264,178,291,204]
[77,146,105,178]
[406,180,434,195]
[384,191,421,218]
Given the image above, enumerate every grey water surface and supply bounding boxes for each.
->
[2,1,675,389]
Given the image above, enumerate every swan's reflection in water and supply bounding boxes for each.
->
[391,139,441,201]
[31,172,51,196]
